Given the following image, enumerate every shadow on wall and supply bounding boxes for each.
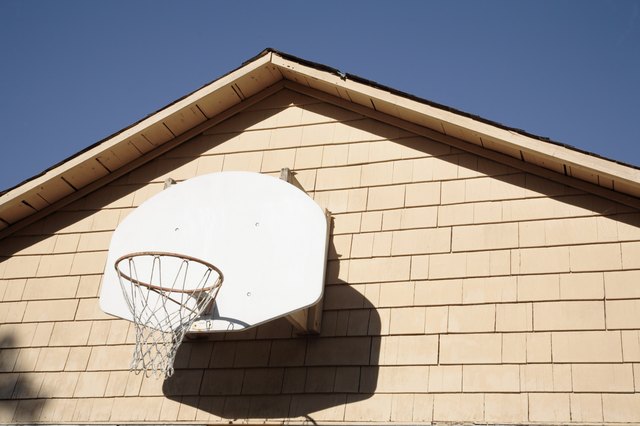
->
[163,237,381,421]
[3,89,640,258]
[0,334,47,422]
[4,88,640,422]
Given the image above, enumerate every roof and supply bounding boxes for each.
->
[2,48,640,238]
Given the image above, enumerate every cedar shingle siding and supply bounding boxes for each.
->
[1,87,640,423]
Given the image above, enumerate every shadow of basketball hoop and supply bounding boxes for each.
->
[162,238,381,421]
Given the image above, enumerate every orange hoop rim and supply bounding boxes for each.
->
[114,251,224,294]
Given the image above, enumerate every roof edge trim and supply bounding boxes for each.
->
[0,51,275,199]
[270,52,640,190]
[1,48,639,238]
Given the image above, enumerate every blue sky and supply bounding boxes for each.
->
[1,0,639,191]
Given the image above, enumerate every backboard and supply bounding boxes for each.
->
[99,171,329,332]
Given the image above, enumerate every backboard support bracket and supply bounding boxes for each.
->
[280,167,326,335]
[287,299,324,335]
[164,177,177,189]
[279,167,306,192]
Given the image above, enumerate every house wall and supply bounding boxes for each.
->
[1,88,640,424]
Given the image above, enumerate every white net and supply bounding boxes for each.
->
[115,252,223,378]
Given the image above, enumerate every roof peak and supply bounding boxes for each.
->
[1,49,639,238]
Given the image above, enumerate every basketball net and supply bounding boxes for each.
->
[115,252,223,378]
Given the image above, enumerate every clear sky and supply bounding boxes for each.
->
[0,0,638,191]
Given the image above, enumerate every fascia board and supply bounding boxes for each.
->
[271,54,640,193]
[0,52,275,210]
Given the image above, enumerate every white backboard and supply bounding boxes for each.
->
[99,171,329,331]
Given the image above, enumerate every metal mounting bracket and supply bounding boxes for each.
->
[279,167,325,335]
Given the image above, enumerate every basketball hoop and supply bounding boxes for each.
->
[114,252,223,378]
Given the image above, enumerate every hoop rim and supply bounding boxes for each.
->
[114,251,224,294]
